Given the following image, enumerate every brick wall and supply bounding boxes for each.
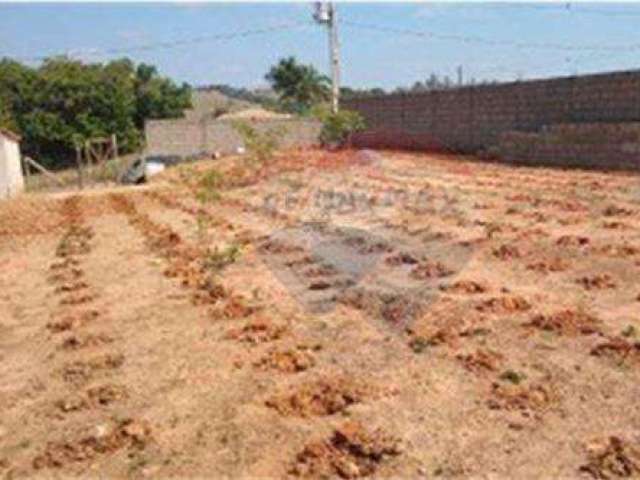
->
[145,118,321,158]
[345,69,640,169]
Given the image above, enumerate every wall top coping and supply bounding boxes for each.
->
[343,68,640,104]
[0,128,21,143]
[145,118,321,127]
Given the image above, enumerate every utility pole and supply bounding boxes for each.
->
[314,2,340,113]
[457,65,463,87]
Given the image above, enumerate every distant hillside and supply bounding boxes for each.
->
[183,88,256,121]
[207,84,278,105]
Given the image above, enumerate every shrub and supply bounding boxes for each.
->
[196,168,224,203]
[204,243,242,272]
[318,109,365,146]
[499,370,526,385]
[232,120,284,167]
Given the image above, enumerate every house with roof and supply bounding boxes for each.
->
[0,128,24,199]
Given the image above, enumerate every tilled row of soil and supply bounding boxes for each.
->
[4,149,640,478]
[190,153,640,478]
[32,196,152,471]
[109,192,406,478]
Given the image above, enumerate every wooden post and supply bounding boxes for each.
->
[111,134,118,159]
[84,141,92,182]
[75,145,84,190]
[22,156,31,185]
[24,157,65,187]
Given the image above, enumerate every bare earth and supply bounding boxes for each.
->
[1,149,640,478]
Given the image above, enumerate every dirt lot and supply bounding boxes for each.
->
[1,149,640,478]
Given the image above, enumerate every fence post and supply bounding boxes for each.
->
[75,145,84,190]
[111,134,119,159]
[85,141,93,172]
[22,156,31,186]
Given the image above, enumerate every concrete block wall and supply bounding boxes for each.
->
[145,118,321,158]
[498,122,640,171]
[145,121,202,158]
[346,69,640,169]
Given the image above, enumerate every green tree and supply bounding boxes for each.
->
[0,56,192,168]
[17,57,139,165]
[134,63,192,129]
[339,86,387,100]
[0,101,16,131]
[265,56,329,113]
[0,59,37,132]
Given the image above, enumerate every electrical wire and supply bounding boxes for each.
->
[9,21,313,63]
[342,19,640,52]
[497,3,640,18]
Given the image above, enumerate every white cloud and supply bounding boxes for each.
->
[66,47,107,63]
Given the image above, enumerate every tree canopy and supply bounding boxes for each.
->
[0,57,191,168]
[265,57,330,113]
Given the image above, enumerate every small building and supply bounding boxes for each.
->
[0,128,24,199]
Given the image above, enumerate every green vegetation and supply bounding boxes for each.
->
[622,325,637,338]
[409,337,431,354]
[317,109,365,146]
[232,120,283,167]
[499,369,526,385]
[0,57,191,169]
[204,243,242,272]
[265,57,329,114]
[196,169,224,203]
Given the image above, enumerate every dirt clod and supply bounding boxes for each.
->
[591,337,640,366]
[259,239,304,255]
[576,274,616,290]
[493,244,525,260]
[212,295,257,320]
[580,436,640,479]
[457,349,504,375]
[47,310,100,333]
[61,354,125,385]
[290,421,401,478]
[476,296,531,314]
[253,348,316,373]
[526,258,570,274]
[266,377,372,417]
[309,280,332,291]
[385,252,419,266]
[410,260,453,280]
[54,281,89,294]
[55,395,87,413]
[32,419,151,469]
[61,333,114,350]
[441,280,488,294]
[225,318,288,344]
[86,384,128,406]
[59,292,95,306]
[524,309,601,336]
[556,235,590,248]
[487,382,554,414]
[603,205,634,217]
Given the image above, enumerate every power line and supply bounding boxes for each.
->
[342,20,640,52]
[8,21,312,63]
[497,3,640,18]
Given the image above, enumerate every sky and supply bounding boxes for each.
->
[1,2,640,90]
